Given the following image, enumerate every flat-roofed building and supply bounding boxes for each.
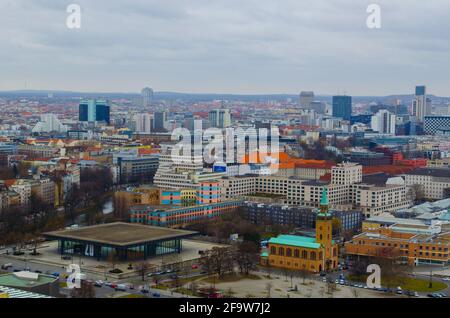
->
[44,222,197,261]
[403,168,450,200]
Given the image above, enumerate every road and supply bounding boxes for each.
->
[0,253,185,298]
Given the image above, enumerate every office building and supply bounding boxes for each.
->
[134,113,153,134]
[403,168,450,200]
[412,85,431,122]
[299,91,314,109]
[153,111,167,131]
[79,99,110,124]
[424,116,450,135]
[209,109,231,128]
[371,109,397,134]
[332,95,352,121]
[141,87,154,108]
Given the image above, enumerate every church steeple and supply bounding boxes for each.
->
[319,187,330,215]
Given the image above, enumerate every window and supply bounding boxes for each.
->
[270,246,276,255]
[286,248,292,257]
[310,251,316,260]
[279,247,285,256]
[302,250,308,259]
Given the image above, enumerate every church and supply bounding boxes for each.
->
[260,188,339,273]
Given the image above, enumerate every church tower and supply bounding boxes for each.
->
[316,187,334,270]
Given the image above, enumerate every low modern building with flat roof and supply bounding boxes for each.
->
[0,272,59,297]
[43,222,197,261]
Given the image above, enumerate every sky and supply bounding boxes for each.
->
[1,0,449,96]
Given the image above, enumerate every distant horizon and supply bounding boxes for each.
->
[0,88,447,99]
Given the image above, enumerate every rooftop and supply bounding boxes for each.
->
[44,222,197,247]
[0,272,57,288]
[269,234,321,249]
[405,168,450,178]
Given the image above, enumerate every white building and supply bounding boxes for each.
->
[331,162,362,185]
[371,110,396,134]
[134,113,153,133]
[403,168,450,200]
[32,114,68,133]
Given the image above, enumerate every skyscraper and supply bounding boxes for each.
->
[153,111,167,131]
[412,85,431,122]
[134,113,153,133]
[79,99,110,124]
[299,91,314,108]
[208,109,231,128]
[332,95,352,121]
[371,109,396,134]
[141,87,154,108]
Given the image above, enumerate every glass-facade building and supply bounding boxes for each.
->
[79,99,110,124]
[332,95,352,121]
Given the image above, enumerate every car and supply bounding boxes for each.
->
[396,287,403,295]
[442,277,450,282]
[115,284,127,292]
[166,269,173,273]
[1,263,13,270]
[413,291,420,297]
[191,265,199,269]
[141,288,149,294]
[319,271,327,277]
[94,280,104,287]
[152,292,161,298]
[322,277,327,283]
[335,279,339,284]
[436,292,447,298]
[339,280,345,285]
[427,293,441,298]
[51,272,60,278]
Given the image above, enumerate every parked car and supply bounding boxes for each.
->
[1,263,13,270]
[319,271,327,277]
[94,280,104,287]
[442,277,450,282]
[152,292,161,298]
[115,284,127,292]
[396,287,403,295]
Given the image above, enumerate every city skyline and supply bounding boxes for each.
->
[1,0,450,95]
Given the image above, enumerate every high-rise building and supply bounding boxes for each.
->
[412,85,431,122]
[299,91,314,108]
[153,111,167,131]
[79,99,110,124]
[332,95,352,121]
[208,109,231,128]
[141,87,154,108]
[133,113,153,133]
[371,109,397,134]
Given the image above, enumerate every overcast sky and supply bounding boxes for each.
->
[1,0,449,96]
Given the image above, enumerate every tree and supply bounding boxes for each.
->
[136,262,150,282]
[235,241,259,275]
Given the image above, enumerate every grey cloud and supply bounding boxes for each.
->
[0,0,449,95]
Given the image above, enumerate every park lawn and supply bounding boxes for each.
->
[348,274,447,292]
[201,273,262,284]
